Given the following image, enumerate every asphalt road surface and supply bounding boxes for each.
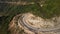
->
[18,13,60,33]
[0,1,35,5]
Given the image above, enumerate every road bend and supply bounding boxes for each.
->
[18,13,60,33]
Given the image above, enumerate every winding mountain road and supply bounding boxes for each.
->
[0,1,35,5]
[18,13,60,33]
[9,13,60,34]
